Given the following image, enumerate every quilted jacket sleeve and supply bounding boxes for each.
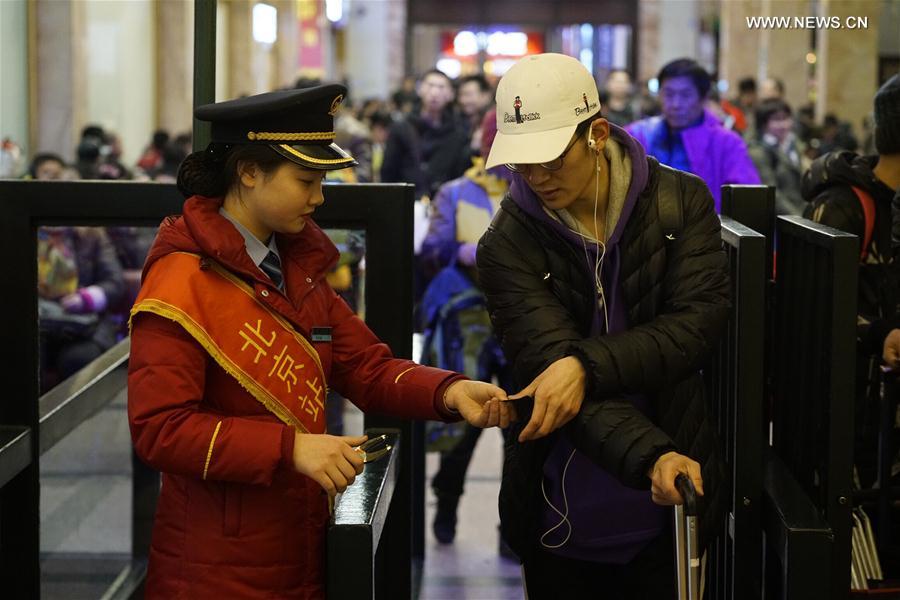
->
[325,287,463,421]
[128,312,291,486]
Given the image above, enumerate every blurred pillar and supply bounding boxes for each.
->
[226,0,254,97]
[157,0,194,136]
[33,0,86,161]
[386,1,407,94]
[273,0,298,88]
[345,0,403,100]
[638,0,703,82]
[660,0,701,67]
[815,0,881,133]
[719,0,762,94]
[761,0,811,111]
[1,0,30,161]
[636,0,660,83]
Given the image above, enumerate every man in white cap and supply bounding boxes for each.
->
[477,53,729,597]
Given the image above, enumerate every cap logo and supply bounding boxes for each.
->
[503,95,541,125]
[328,94,344,116]
[575,92,599,117]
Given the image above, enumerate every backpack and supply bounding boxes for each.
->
[851,185,876,262]
[419,264,488,374]
[419,261,507,451]
[656,164,684,242]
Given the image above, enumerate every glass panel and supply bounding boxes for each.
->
[322,228,366,437]
[38,226,156,395]
[40,389,132,599]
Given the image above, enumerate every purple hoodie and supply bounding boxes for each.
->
[627,110,761,211]
[509,124,667,564]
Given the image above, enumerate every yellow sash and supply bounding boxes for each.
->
[130,252,327,434]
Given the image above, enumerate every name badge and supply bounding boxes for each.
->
[311,327,332,342]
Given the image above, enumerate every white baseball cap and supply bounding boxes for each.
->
[485,53,602,169]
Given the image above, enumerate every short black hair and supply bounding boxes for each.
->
[152,130,170,149]
[81,124,106,141]
[294,76,322,90]
[29,153,65,178]
[368,111,393,129]
[657,58,711,98]
[421,69,454,87]
[458,74,491,93]
[738,77,757,94]
[606,69,631,81]
[575,117,594,137]
[755,99,792,134]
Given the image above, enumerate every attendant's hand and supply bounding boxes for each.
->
[648,451,704,506]
[444,380,513,428]
[292,433,367,500]
[883,329,900,370]
[509,356,586,442]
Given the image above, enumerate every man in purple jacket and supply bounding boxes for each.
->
[627,58,760,211]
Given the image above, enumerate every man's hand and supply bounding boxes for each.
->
[444,380,513,428]
[510,356,586,442]
[884,329,900,370]
[648,451,704,506]
[292,433,367,500]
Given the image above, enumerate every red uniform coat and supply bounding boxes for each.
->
[128,196,461,599]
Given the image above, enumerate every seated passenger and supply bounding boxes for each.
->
[38,226,125,392]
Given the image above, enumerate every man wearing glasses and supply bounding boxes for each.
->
[627,58,760,212]
[477,53,729,598]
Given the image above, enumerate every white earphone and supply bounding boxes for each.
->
[540,138,610,550]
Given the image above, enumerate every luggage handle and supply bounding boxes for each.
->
[674,473,701,600]
[675,473,699,516]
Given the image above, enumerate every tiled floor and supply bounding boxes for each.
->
[420,429,525,600]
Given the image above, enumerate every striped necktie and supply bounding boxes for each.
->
[260,251,284,290]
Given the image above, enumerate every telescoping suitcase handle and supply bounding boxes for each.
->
[674,473,701,600]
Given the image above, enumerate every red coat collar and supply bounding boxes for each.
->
[143,196,339,289]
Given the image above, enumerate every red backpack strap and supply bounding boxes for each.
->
[851,185,875,262]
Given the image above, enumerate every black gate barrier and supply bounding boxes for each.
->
[721,186,859,599]
[771,215,857,600]
[704,216,766,600]
[721,185,776,280]
[763,448,834,600]
[0,180,417,598]
[328,429,401,599]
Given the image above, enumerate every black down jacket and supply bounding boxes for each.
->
[476,160,730,561]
